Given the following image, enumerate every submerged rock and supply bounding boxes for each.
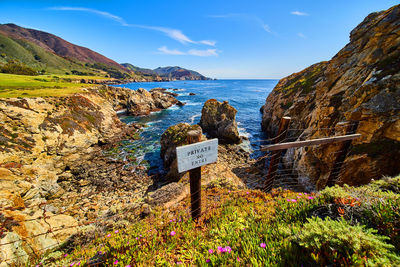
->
[199,99,241,144]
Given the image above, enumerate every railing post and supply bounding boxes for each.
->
[187,130,202,220]
[263,116,291,191]
[326,121,359,187]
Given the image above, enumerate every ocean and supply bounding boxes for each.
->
[115,79,278,174]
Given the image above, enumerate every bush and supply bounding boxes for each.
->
[292,217,400,266]
[0,60,38,75]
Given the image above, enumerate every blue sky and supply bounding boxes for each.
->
[0,0,397,79]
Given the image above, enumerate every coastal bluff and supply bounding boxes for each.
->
[0,85,181,263]
[260,4,400,188]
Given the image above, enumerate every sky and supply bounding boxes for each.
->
[0,0,398,79]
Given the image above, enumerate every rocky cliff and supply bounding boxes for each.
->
[0,85,181,265]
[261,4,400,188]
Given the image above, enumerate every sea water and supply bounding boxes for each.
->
[115,79,278,174]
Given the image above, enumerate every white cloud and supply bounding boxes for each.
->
[291,11,309,16]
[49,7,128,25]
[158,46,218,57]
[157,46,185,55]
[49,6,216,46]
[297,32,306,38]
[209,13,271,33]
[188,49,218,57]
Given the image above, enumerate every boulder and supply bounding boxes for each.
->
[199,99,241,144]
[160,123,204,180]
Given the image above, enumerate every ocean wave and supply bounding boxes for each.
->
[189,113,201,124]
[184,102,202,106]
[147,120,162,125]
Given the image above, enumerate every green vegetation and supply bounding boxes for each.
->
[45,175,400,266]
[0,73,112,98]
[0,59,38,75]
[0,34,99,75]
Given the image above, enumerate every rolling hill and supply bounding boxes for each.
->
[122,63,210,81]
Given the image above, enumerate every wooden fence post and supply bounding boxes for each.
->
[187,130,202,220]
[326,121,360,187]
[263,116,291,191]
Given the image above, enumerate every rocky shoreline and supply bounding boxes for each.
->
[0,85,260,265]
[0,85,188,264]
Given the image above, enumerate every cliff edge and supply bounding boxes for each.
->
[261,4,400,188]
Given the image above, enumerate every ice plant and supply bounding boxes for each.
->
[260,243,266,248]
[170,231,176,236]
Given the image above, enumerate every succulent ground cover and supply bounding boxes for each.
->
[40,176,400,266]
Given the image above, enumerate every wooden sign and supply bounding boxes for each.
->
[176,139,218,173]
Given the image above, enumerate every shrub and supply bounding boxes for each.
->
[292,217,400,266]
[0,60,38,75]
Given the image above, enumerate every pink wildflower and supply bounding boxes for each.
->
[206,259,211,263]
[176,261,183,265]
[208,249,214,254]
[170,231,176,236]
[291,199,297,202]
[126,265,132,267]
[307,196,314,200]
[286,199,291,202]
[113,260,118,265]
[114,230,119,234]
[135,237,139,240]
[69,263,75,267]
[64,254,68,257]
[246,192,250,194]
[298,193,302,196]
[260,243,266,248]
[237,257,241,261]
[107,234,111,237]
[76,263,81,266]
[225,246,232,253]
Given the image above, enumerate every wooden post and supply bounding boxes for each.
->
[187,130,202,220]
[263,117,291,191]
[326,121,359,187]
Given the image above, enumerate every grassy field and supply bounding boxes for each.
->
[0,73,113,98]
[44,176,400,266]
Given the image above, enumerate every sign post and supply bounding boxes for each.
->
[176,131,218,220]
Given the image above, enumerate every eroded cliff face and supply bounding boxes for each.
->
[0,85,181,265]
[261,5,400,188]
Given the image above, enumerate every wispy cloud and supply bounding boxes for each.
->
[157,46,185,55]
[49,7,128,25]
[49,6,216,46]
[188,49,218,57]
[209,13,271,33]
[158,46,218,57]
[291,11,309,16]
[297,32,306,38]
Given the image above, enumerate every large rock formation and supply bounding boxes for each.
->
[0,85,181,264]
[160,123,204,180]
[199,99,241,144]
[260,4,400,188]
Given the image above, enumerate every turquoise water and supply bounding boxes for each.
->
[115,79,278,174]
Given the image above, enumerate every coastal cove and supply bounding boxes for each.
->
[113,79,278,174]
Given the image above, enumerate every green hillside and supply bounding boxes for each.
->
[0,34,98,75]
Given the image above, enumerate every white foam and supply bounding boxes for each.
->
[189,114,201,124]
